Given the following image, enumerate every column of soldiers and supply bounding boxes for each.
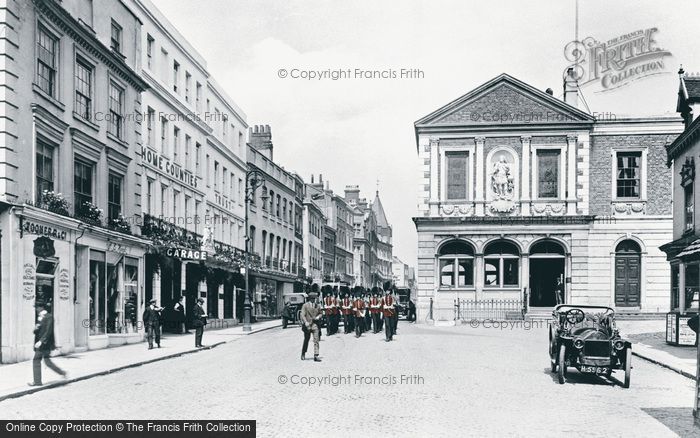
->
[320,284,399,342]
[301,282,402,362]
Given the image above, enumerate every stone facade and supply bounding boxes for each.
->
[413,73,684,322]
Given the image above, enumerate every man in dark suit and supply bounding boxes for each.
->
[143,299,162,349]
[193,297,207,347]
[28,304,66,386]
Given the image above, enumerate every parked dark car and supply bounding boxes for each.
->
[549,304,632,388]
[280,293,327,329]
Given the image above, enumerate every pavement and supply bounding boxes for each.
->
[616,320,698,380]
[0,320,698,437]
[0,319,282,402]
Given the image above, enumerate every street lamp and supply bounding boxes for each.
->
[243,169,268,332]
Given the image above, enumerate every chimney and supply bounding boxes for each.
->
[319,174,323,183]
[311,175,315,184]
[249,124,273,161]
[563,67,578,108]
[344,185,360,203]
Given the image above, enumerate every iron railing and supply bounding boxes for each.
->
[455,298,525,321]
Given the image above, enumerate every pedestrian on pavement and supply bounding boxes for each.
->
[143,299,163,349]
[192,298,207,347]
[301,291,322,362]
[555,277,564,305]
[383,289,396,342]
[342,293,353,334]
[353,293,367,338]
[28,303,66,387]
[174,296,188,334]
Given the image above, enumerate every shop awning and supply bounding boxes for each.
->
[677,237,700,260]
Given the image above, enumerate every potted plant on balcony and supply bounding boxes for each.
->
[39,190,70,216]
[108,214,131,234]
[76,201,103,226]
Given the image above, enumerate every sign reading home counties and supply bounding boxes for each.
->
[564,27,672,92]
[142,147,198,189]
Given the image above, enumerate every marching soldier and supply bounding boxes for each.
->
[382,289,396,342]
[341,293,354,334]
[370,289,382,333]
[353,293,367,338]
[301,291,322,362]
[323,292,335,336]
[363,291,372,332]
[332,289,341,334]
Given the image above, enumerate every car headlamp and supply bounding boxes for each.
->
[573,338,584,349]
[613,340,625,350]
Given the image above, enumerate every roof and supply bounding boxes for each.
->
[414,73,594,128]
[676,237,700,260]
[371,192,390,228]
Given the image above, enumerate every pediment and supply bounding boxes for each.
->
[416,74,594,127]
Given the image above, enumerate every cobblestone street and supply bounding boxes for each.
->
[1,322,698,438]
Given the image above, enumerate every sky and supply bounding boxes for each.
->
[151,0,700,267]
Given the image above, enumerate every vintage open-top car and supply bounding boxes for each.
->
[548,304,632,388]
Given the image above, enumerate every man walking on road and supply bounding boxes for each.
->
[301,291,322,362]
[370,289,382,333]
[193,297,207,347]
[143,299,163,349]
[353,294,367,338]
[28,303,66,387]
[342,293,353,334]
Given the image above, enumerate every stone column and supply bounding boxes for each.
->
[429,137,439,215]
[521,136,531,216]
[567,135,577,215]
[475,136,485,215]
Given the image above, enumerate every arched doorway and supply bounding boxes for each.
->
[529,240,566,307]
[615,240,641,307]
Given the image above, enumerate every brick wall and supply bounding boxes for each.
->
[589,134,673,216]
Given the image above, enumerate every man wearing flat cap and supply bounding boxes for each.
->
[192,297,207,348]
[301,285,322,362]
[143,298,163,349]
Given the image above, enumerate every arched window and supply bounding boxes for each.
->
[530,240,566,256]
[438,240,474,288]
[615,239,641,253]
[484,240,520,287]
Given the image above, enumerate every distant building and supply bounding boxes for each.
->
[246,126,306,317]
[303,190,325,285]
[372,192,393,287]
[392,256,412,288]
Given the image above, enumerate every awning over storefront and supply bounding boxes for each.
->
[676,237,700,261]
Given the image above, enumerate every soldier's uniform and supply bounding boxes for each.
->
[323,294,335,336]
[370,294,382,333]
[353,296,367,338]
[342,295,354,333]
[331,293,341,334]
[382,292,396,341]
[301,293,322,362]
[363,294,372,332]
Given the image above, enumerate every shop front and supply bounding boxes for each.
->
[665,256,699,346]
[0,204,147,363]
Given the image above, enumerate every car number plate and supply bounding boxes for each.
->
[580,366,609,374]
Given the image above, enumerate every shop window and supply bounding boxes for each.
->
[123,258,139,333]
[89,250,106,335]
[685,263,700,311]
[671,264,680,311]
[438,240,474,288]
[35,258,58,319]
[484,240,520,288]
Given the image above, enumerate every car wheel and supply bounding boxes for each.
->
[549,327,558,373]
[623,348,631,389]
[557,345,567,384]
